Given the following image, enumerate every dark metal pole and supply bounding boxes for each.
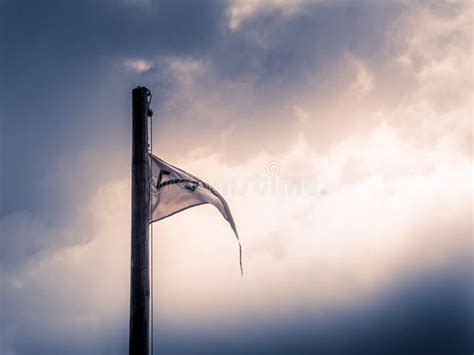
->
[130,86,151,355]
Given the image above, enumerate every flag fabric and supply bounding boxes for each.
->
[149,154,242,274]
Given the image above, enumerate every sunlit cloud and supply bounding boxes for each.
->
[123,58,153,73]
[227,0,307,30]
[347,54,374,98]
[1,116,469,334]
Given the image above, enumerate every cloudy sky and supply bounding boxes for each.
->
[0,1,472,354]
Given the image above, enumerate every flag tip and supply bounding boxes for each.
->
[239,242,243,276]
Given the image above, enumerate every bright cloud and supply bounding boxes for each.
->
[228,0,306,30]
[123,58,153,73]
[347,54,375,97]
[1,118,470,338]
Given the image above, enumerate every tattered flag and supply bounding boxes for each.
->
[149,154,242,274]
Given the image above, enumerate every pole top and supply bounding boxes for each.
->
[134,85,149,90]
[133,86,151,95]
[133,87,153,117]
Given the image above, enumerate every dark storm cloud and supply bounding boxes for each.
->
[0,0,407,222]
[214,1,404,84]
[0,0,227,218]
[153,260,472,355]
[145,1,408,166]
[4,258,470,354]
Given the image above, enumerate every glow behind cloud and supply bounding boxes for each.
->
[0,1,471,354]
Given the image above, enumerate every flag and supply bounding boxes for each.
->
[149,154,242,274]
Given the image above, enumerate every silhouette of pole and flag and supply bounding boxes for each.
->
[129,86,241,355]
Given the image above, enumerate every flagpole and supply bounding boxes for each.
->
[130,86,151,355]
